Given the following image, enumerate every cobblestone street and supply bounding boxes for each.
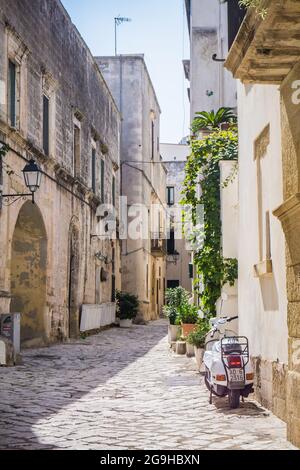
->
[0,320,295,450]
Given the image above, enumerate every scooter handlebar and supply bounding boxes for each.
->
[210,327,217,338]
[227,316,238,322]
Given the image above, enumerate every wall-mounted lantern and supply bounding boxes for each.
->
[0,148,42,205]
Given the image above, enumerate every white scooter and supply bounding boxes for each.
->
[203,316,254,409]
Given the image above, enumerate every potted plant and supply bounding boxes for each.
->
[179,303,199,337]
[187,320,210,371]
[164,287,189,344]
[163,305,181,344]
[116,291,139,328]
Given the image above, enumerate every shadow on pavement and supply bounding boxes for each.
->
[0,321,167,450]
[213,396,267,417]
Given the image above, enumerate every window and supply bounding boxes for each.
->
[73,123,81,177]
[167,186,175,206]
[112,175,116,207]
[167,228,175,254]
[8,60,17,128]
[112,247,115,273]
[151,120,155,160]
[111,275,116,302]
[146,264,149,298]
[91,147,96,193]
[43,95,50,155]
[101,159,105,202]
[167,280,179,289]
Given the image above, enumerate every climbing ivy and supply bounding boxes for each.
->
[0,144,14,176]
[238,0,268,18]
[0,143,9,158]
[182,129,238,317]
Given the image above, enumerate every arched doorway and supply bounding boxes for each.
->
[10,201,47,347]
[68,220,80,338]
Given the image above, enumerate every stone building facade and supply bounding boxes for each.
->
[160,143,192,293]
[0,0,121,348]
[225,0,300,447]
[184,0,239,122]
[95,55,167,321]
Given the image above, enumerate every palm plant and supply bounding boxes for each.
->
[191,107,237,134]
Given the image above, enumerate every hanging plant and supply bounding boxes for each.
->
[181,128,238,317]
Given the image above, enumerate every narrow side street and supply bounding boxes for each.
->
[0,321,295,450]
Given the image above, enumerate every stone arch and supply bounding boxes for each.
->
[10,201,47,347]
[67,217,81,338]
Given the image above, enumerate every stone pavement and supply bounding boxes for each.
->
[0,320,296,450]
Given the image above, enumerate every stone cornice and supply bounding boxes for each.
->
[225,0,300,84]
[273,193,300,223]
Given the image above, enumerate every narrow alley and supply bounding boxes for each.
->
[0,321,295,450]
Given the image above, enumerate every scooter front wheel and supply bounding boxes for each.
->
[228,389,240,409]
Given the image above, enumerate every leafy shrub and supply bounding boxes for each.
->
[116,291,139,320]
[163,305,178,326]
[179,303,199,325]
[187,320,210,348]
[164,287,190,324]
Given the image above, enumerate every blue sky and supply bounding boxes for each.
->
[61,0,190,143]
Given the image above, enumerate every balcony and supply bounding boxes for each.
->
[225,0,300,84]
[151,232,166,257]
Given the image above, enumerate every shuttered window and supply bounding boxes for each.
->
[8,60,16,127]
[167,186,175,205]
[43,95,50,155]
[73,124,81,176]
[167,228,175,254]
[112,175,116,207]
[151,120,154,160]
[101,159,105,202]
[91,148,96,193]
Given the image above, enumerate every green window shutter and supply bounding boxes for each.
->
[91,148,96,193]
[101,159,105,202]
[8,60,16,127]
[112,175,115,206]
[43,95,49,155]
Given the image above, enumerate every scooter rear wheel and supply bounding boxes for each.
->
[228,389,240,409]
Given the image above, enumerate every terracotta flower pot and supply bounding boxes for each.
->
[181,323,197,338]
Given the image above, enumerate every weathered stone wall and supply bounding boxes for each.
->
[0,0,121,346]
[275,62,300,447]
[252,357,287,423]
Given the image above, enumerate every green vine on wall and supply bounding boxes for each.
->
[182,129,238,317]
[0,144,9,158]
[238,0,268,19]
[0,144,14,178]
